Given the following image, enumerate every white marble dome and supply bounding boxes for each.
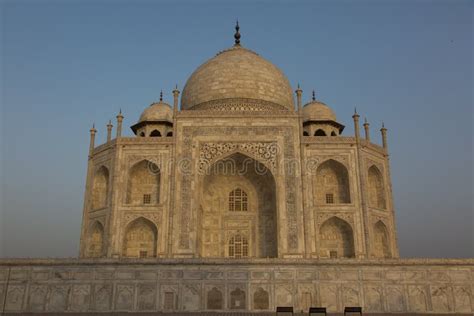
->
[138,101,173,123]
[303,99,337,122]
[181,45,294,111]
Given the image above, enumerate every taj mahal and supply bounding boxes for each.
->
[0,24,472,315]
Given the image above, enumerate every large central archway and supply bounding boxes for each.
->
[199,152,277,258]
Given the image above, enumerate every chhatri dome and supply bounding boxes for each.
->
[303,90,337,121]
[181,22,294,111]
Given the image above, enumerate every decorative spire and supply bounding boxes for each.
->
[363,117,370,141]
[352,107,360,120]
[160,90,163,102]
[234,20,241,46]
[312,90,316,101]
[106,120,113,142]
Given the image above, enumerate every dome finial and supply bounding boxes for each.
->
[312,90,316,101]
[234,20,241,46]
[160,90,163,102]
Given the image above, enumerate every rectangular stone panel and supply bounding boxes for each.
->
[363,284,384,312]
[27,285,47,312]
[10,269,29,280]
[203,271,224,279]
[182,283,201,311]
[340,270,359,281]
[47,284,70,312]
[297,283,315,312]
[95,269,115,280]
[183,270,202,279]
[51,269,71,280]
[92,283,112,311]
[137,270,158,280]
[250,284,271,311]
[70,284,91,311]
[404,270,426,282]
[275,270,294,280]
[31,270,50,281]
[5,284,25,311]
[408,285,428,312]
[73,270,93,280]
[115,284,135,310]
[428,270,450,282]
[227,270,249,280]
[430,285,453,313]
[297,270,316,280]
[0,269,8,280]
[319,268,338,281]
[453,285,472,312]
[362,269,383,280]
[160,270,183,279]
[342,284,360,307]
[116,270,135,279]
[319,283,339,312]
[251,271,271,280]
[385,269,403,281]
[385,284,406,312]
[449,269,471,282]
[137,283,156,311]
[275,284,293,307]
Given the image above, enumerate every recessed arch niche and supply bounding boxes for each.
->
[199,152,277,258]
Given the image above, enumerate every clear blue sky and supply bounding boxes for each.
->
[1,0,472,258]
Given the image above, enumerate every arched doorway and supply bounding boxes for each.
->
[126,160,160,205]
[87,221,104,257]
[373,221,391,258]
[368,165,386,209]
[315,159,351,204]
[122,217,158,258]
[91,166,109,210]
[319,216,355,258]
[200,152,277,258]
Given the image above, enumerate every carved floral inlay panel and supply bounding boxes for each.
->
[198,142,278,173]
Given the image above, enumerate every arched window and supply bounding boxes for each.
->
[150,130,161,137]
[331,131,337,136]
[253,287,269,310]
[139,131,145,137]
[373,221,391,258]
[303,131,309,136]
[315,159,351,204]
[126,160,160,204]
[319,217,355,258]
[315,129,326,136]
[91,166,109,210]
[87,221,104,258]
[230,288,246,309]
[228,234,249,258]
[207,287,223,310]
[122,217,157,258]
[228,188,248,212]
[368,166,386,209]
[166,131,173,137]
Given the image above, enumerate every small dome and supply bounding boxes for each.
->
[139,101,173,123]
[303,100,337,122]
[181,46,294,111]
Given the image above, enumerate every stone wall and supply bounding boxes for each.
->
[0,258,472,314]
